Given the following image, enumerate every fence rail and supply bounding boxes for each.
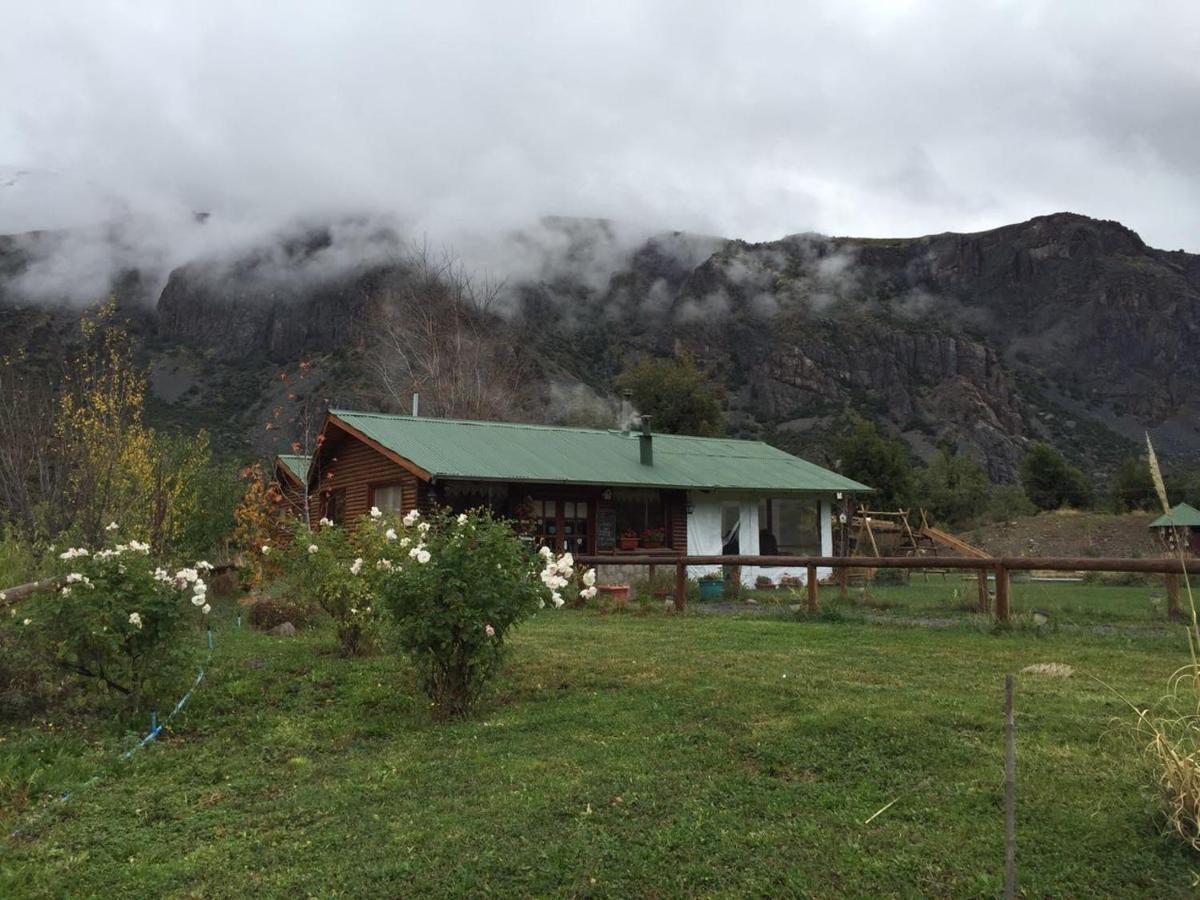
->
[576,554,1194,621]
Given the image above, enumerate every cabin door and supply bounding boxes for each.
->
[529,498,591,554]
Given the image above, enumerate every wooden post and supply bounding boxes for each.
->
[994,564,1010,623]
[806,564,818,613]
[977,568,990,613]
[1166,573,1182,622]
[674,560,687,612]
[1004,674,1016,900]
[839,564,849,599]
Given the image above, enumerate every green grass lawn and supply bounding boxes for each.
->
[2,604,1198,897]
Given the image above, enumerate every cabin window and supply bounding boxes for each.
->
[324,489,346,526]
[758,498,821,556]
[613,489,665,544]
[527,498,590,553]
[371,483,405,515]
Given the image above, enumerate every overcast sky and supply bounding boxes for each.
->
[2,0,1199,253]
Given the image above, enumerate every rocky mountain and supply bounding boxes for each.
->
[2,212,1199,483]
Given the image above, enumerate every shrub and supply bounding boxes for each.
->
[985,483,1037,522]
[0,623,60,718]
[873,567,908,586]
[371,507,595,717]
[21,530,213,709]
[248,597,313,631]
[1020,443,1092,510]
[279,516,379,656]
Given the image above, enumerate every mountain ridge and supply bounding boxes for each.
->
[2,211,1198,483]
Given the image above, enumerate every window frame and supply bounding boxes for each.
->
[368,480,407,516]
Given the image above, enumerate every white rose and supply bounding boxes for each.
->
[308,544,319,554]
[202,604,211,615]
[370,506,382,519]
[128,612,143,629]
[385,528,397,541]
[416,549,431,564]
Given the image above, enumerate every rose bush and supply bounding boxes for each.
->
[370,507,595,717]
[281,506,595,715]
[278,514,379,655]
[21,525,213,708]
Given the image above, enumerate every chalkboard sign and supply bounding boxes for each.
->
[597,507,617,550]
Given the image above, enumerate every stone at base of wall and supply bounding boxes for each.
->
[595,563,675,585]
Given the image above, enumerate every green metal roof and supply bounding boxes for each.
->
[328,409,870,494]
[1149,502,1200,529]
[276,454,310,483]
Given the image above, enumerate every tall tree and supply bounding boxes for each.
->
[832,417,913,510]
[1020,442,1092,511]
[615,352,723,436]
[368,244,529,422]
[913,449,990,527]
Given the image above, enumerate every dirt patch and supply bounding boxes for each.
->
[956,510,1158,559]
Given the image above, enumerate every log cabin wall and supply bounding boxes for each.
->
[317,431,425,528]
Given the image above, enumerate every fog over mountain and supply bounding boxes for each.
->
[4,2,1200,486]
[3,0,1200,304]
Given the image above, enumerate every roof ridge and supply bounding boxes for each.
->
[329,408,769,445]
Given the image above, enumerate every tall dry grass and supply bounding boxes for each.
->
[1128,434,1200,850]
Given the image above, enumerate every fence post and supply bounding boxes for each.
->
[994,564,1010,623]
[806,564,818,613]
[1004,673,1017,899]
[1166,573,1181,622]
[839,564,848,599]
[977,568,990,613]
[674,560,687,612]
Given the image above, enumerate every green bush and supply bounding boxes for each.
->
[1021,443,1092,510]
[248,597,314,631]
[22,530,213,709]
[873,568,908,586]
[279,517,379,656]
[372,508,594,717]
[985,483,1037,522]
[0,622,60,719]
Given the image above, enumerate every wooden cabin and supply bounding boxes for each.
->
[1149,502,1200,555]
[283,408,869,586]
[272,453,312,520]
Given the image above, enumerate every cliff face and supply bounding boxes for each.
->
[2,212,1199,479]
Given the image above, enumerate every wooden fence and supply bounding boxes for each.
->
[577,554,1195,622]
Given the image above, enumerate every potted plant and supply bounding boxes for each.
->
[642,526,666,549]
[697,572,724,601]
[597,583,631,609]
[619,529,640,551]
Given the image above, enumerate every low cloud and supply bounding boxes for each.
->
[2,0,1198,310]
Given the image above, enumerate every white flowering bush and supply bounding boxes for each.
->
[280,515,378,656]
[21,531,213,708]
[367,507,595,717]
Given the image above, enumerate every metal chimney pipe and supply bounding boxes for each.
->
[639,416,653,466]
[412,393,420,417]
[620,389,633,434]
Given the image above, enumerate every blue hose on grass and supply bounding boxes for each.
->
[9,624,217,837]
